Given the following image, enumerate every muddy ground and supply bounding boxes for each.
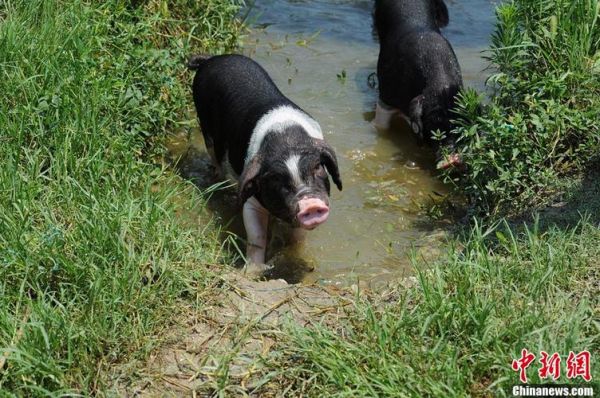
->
[113,270,412,397]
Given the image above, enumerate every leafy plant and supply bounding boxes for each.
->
[443,0,600,216]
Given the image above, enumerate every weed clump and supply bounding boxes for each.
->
[445,0,600,216]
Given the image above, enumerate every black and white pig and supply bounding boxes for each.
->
[188,54,342,265]
[373,0,463,169]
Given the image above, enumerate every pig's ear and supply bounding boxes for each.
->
[433,0,449,28]
[239,156,262,204]
[315,140,343,191]
[409,95,424,140]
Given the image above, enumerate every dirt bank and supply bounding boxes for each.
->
[114,271,390,396]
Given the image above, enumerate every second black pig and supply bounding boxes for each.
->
[373,0,463,169]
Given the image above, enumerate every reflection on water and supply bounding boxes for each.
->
[169,0,496,287]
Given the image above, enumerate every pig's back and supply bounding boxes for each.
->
[191,54,300,174]
[378,29,462,110]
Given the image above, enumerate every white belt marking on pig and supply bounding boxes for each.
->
[284,154,304,188]
[246,105,323,165]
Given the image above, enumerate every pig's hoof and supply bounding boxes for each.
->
[211,167,225,183]
[241,262,273,280]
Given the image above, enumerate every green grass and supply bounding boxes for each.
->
[0,0,241,395]
[260,215,599,397]
[443,0,600,216]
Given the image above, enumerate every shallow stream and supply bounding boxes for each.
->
[168,0,497,287]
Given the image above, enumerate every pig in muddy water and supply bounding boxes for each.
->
[188,54,342,267]
[373,0,464,169]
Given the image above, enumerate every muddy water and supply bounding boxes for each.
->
[169,0,497,287]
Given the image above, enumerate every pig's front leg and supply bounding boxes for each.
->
[243,196,270,265]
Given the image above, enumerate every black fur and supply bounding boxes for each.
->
[244,130,334,224]
[374,0,462,149]
[189,54,342,226]
[190,54,299,176]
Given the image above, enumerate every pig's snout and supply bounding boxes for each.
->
[436,153,464,170]
[297,197,329,229]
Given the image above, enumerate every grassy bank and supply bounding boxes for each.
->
[0,0,241,395]
[256,215,598,396]
[445,0,600,216]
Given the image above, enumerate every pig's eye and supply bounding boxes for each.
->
[314,164,327,178]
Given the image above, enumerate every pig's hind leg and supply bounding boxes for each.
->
[203,137,226,181]
[198,117,225,180]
